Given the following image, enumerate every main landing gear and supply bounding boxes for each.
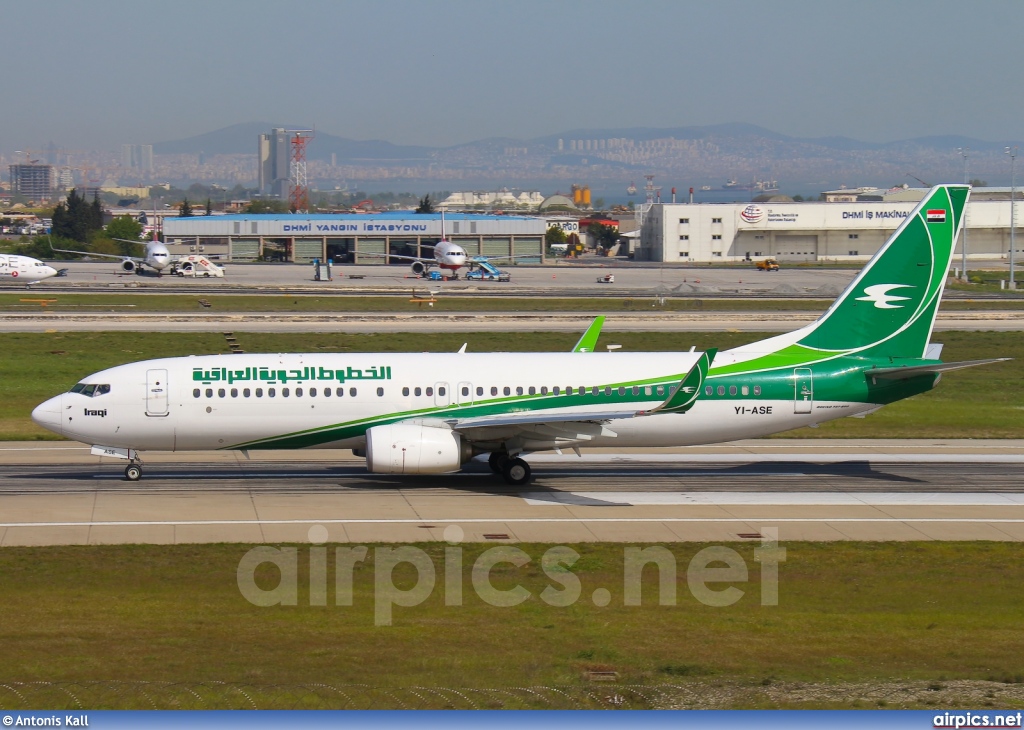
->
[488,452,532,486]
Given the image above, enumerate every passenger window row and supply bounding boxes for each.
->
[400,384,675,398]
[193,386,385,399]
[704,385,763,397]
[192,383,684,401]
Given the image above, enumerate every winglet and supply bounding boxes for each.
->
[638,348,717,415]
[572,316,605,352]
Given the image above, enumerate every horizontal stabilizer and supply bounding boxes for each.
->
[866,358,1010,381]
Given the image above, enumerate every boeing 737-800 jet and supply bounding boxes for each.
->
[362,212,533,278]
[32,185,1005,484]
[52,231,172,275]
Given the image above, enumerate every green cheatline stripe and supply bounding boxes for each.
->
[230,353,923,451]
[230,371,692,450]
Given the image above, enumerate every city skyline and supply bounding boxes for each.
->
[3,0,1024,155]
[6,118,1024,203]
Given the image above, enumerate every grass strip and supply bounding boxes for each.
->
[0,541,1021,705]
[2,330,1021,440]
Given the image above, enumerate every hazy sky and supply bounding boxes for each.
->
[5,0,1024,152]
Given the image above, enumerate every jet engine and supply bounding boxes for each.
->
[121,259,137,273]
[365,423,469,474]
[410,261,427,276]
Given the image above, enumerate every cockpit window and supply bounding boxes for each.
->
[69,383,110,397]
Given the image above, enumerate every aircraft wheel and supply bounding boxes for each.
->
[501,457,531,486]
[488,452,509,473]
[124,464,142,481]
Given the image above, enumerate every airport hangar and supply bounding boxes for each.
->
[161,212,550,264]
[636,196,1020,263]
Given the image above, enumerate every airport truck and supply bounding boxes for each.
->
[172,255,225,278]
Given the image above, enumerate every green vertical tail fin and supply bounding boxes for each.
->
[796,184,969,360]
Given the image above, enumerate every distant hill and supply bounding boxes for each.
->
[149,121,1024,189]
[153,123,433,161]
[155,121,1021,159]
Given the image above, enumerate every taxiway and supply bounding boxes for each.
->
[1,440,1022,545]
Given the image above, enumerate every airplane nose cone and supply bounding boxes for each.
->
[31,395,63,436]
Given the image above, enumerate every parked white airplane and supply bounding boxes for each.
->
[364,212,531,278]
[0,254,60,283]
[52,232,172,275]
[32,186,1006,484]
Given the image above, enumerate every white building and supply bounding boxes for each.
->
[638,199,1021,263]
[163,212,547,263]
[438,190,545,210]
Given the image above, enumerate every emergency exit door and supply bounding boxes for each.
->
[793,368,813,414]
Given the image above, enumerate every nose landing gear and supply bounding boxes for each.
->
[124,464,142,481]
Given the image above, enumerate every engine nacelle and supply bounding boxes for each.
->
[410,260,427,276]
[121,259,137,273]
[365,423,465,474]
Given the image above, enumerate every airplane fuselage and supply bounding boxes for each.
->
[141,241,171,271]
[31,351,930,454]
[0,254,59,282]
[431,240,467,271]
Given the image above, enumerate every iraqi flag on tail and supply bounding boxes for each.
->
[926,209,946,223]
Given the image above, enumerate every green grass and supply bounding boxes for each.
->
[948,269,1024,296]
[3,292,1024,312]
[0,542,1022,708]
[2,330,1022,441]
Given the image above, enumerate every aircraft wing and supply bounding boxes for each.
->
[444,349,716,439]
[470,254,542,263]
[356,251,429,264]
[571,316,605,352]
[50,246,142,264]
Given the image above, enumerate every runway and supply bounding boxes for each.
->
[1,440,1023,545]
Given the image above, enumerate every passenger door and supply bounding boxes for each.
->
[146,369,169,416]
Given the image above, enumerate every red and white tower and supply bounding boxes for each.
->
[288,129,315,212]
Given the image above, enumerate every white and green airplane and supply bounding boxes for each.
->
[32,185,1004,484]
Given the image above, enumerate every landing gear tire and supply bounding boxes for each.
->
[124,464,142,481]
[488,452,510,474]
[501,457,531,486]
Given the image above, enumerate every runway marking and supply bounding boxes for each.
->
[86,470,807,480]
[521,491,1024,506]
[529,454,1024,463]
[4,517,1024,528]
[0,446,90,451]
